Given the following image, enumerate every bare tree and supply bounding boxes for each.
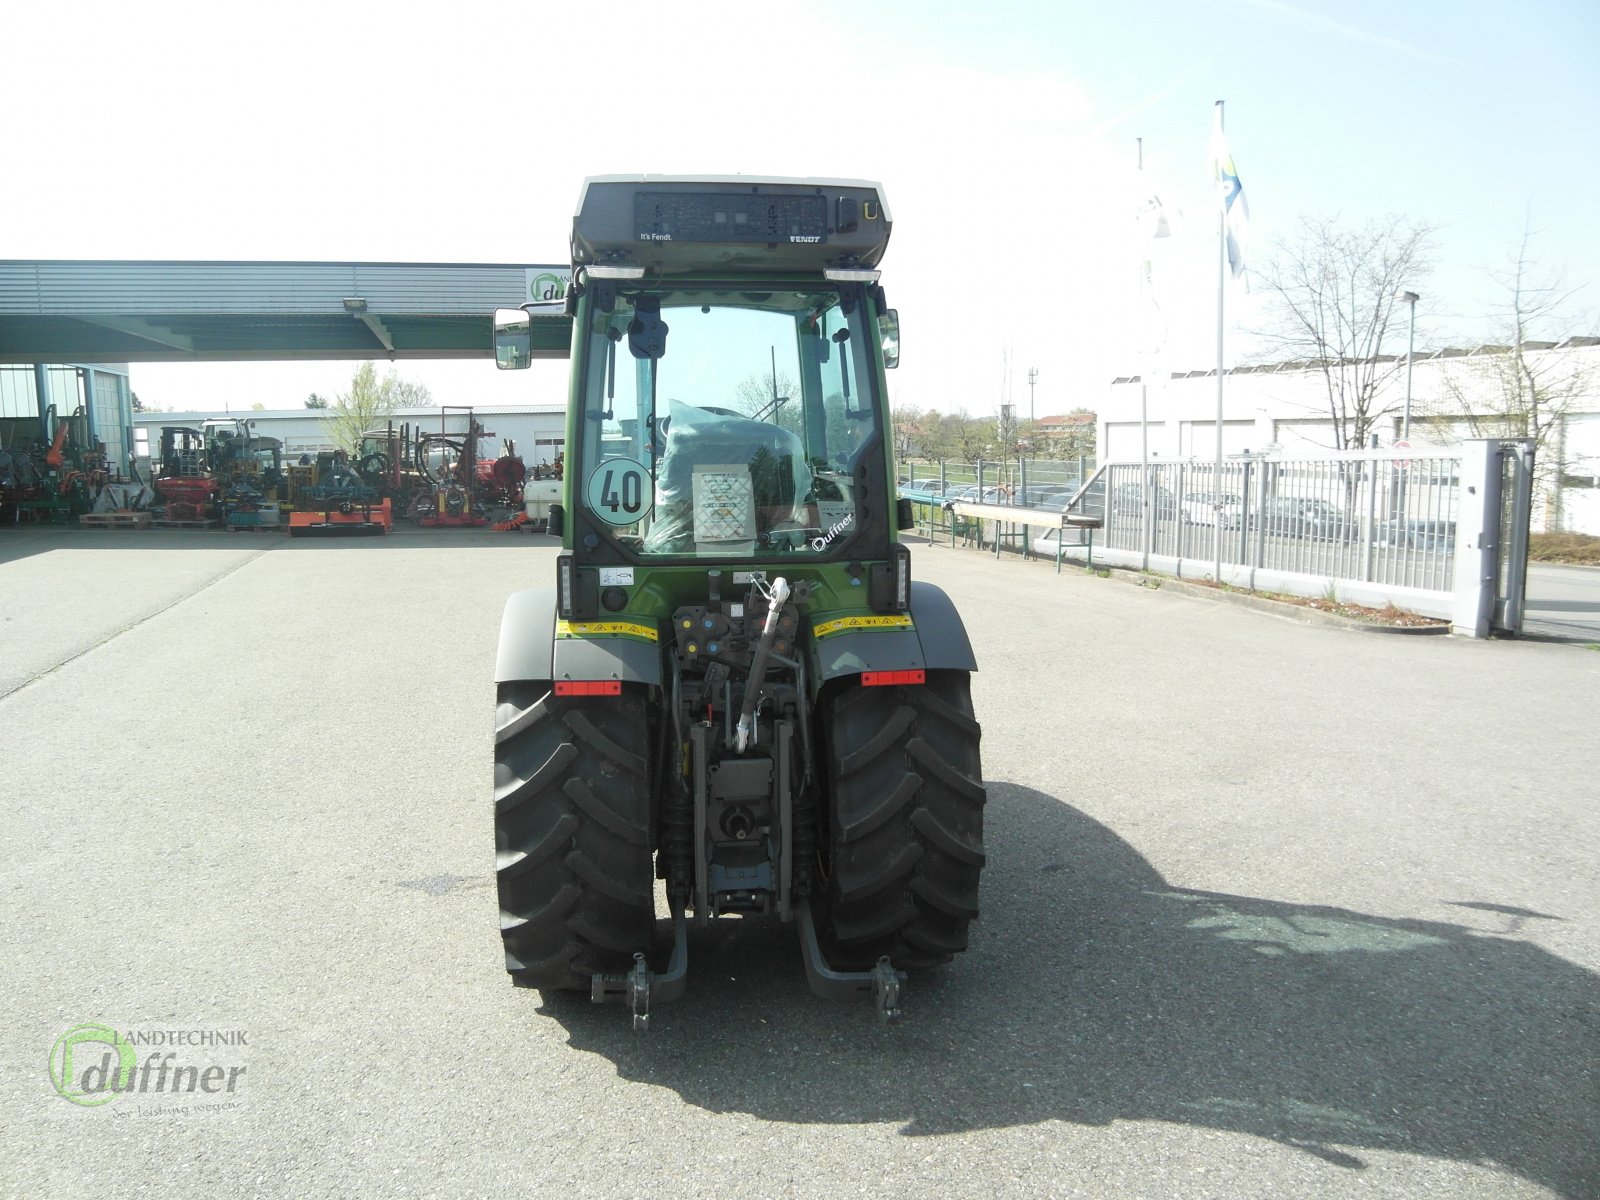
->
[1425,221,1596,524]
[946,410,996,465]
[889,400,927,462]
[730,369,806,448]
[1254,215,1437,450]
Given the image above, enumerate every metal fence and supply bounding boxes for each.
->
[1079,452,1463,597]
[902,443,1538,632]
[897,458,1097,507]
[907,451,1463,614]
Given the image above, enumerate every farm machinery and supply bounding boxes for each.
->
[352,414,526,527]
[0,406,108,523]
[288,451,391,537]
[490,176,985,1027]
[206,419,287,528]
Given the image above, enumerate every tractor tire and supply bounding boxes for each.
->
[494,681,655,991]
[821,670,986,969]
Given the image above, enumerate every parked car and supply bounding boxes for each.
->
[1018,484,1072,508]
[1377,518,1456,552]
[1111,482,1176,519]
[1031,491,1078,513]
[1180,490,1243,529]
[1261,496,1350,541]
[946,485,1009,504]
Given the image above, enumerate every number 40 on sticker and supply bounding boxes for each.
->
[585,457,653,527]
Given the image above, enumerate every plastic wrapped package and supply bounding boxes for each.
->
[643,399,810,554]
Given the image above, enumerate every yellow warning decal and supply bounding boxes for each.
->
[811,614,916,640]
[555,619,659,643]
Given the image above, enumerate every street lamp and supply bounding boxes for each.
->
[1395,290,1419,441]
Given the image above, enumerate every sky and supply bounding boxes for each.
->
[6,0,1597,420]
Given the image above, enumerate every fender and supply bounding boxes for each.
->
[494,587,662,686]
[809,580,977,685]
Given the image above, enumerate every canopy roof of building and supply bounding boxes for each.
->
[0,260,573,365]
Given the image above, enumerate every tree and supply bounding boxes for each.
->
[1424,221,1597,525]
[132,392,145,413]
[732,369,800,432]
[946,410,996,465]
[1254,215,1437,451]
[305,393,329,409]
[890,401,929,461]
[322,364,435,454]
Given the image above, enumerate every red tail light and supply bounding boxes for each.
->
[861,669,925,687]
[554,681,623,697]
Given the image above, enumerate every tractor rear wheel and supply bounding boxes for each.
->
[494,682,654,991]
[821,670,986,969]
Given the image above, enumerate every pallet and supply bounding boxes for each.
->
[152,518,221,529]
[79,511,152,529]
[226,523,288,533]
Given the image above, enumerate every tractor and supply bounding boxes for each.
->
[491,176,984,1027]
[205,418,287,528]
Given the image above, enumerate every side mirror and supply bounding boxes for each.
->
[896,497,914,531]
[878,308,900,369]
[546,503,565,539]
[493,308,531,370]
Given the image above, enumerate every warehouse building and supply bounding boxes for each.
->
[1100,338,1600,534]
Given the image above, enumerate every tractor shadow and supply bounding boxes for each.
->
[538,783,1600,1198]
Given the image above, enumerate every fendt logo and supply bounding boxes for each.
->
[48,1022,248,1110]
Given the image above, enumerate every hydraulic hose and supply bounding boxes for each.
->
[734,576,790,753]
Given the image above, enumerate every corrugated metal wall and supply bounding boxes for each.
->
[0,261,562,316]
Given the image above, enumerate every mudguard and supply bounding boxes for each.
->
[809,580,977,685]
[494,587,663,686]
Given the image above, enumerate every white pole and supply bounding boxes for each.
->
[1138,138,1151,569]
[1214,102,1226,586]
[1403,293,1417,440]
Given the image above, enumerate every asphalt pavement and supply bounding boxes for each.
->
[1,526,1596,1199]
[1523,562,1600,643]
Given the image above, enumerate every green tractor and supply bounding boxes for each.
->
[492,176,985,1027]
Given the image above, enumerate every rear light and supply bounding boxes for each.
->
[556,553,575,617]
[894,543,911,610]
[861,669,924,687]
[554,680,622,697]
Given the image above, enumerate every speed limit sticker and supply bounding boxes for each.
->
[585,457,653,526]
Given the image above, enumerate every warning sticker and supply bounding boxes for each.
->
[811,614,916,640]
[556,619,659,643]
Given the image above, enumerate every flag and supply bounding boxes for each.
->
[1134,172,1171,363]
[1210,101,1250,280]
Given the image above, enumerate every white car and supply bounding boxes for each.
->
[1181,490,1243,529]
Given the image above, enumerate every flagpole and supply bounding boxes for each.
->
[1138,138,1151,571]
[1214,99,1226,586]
